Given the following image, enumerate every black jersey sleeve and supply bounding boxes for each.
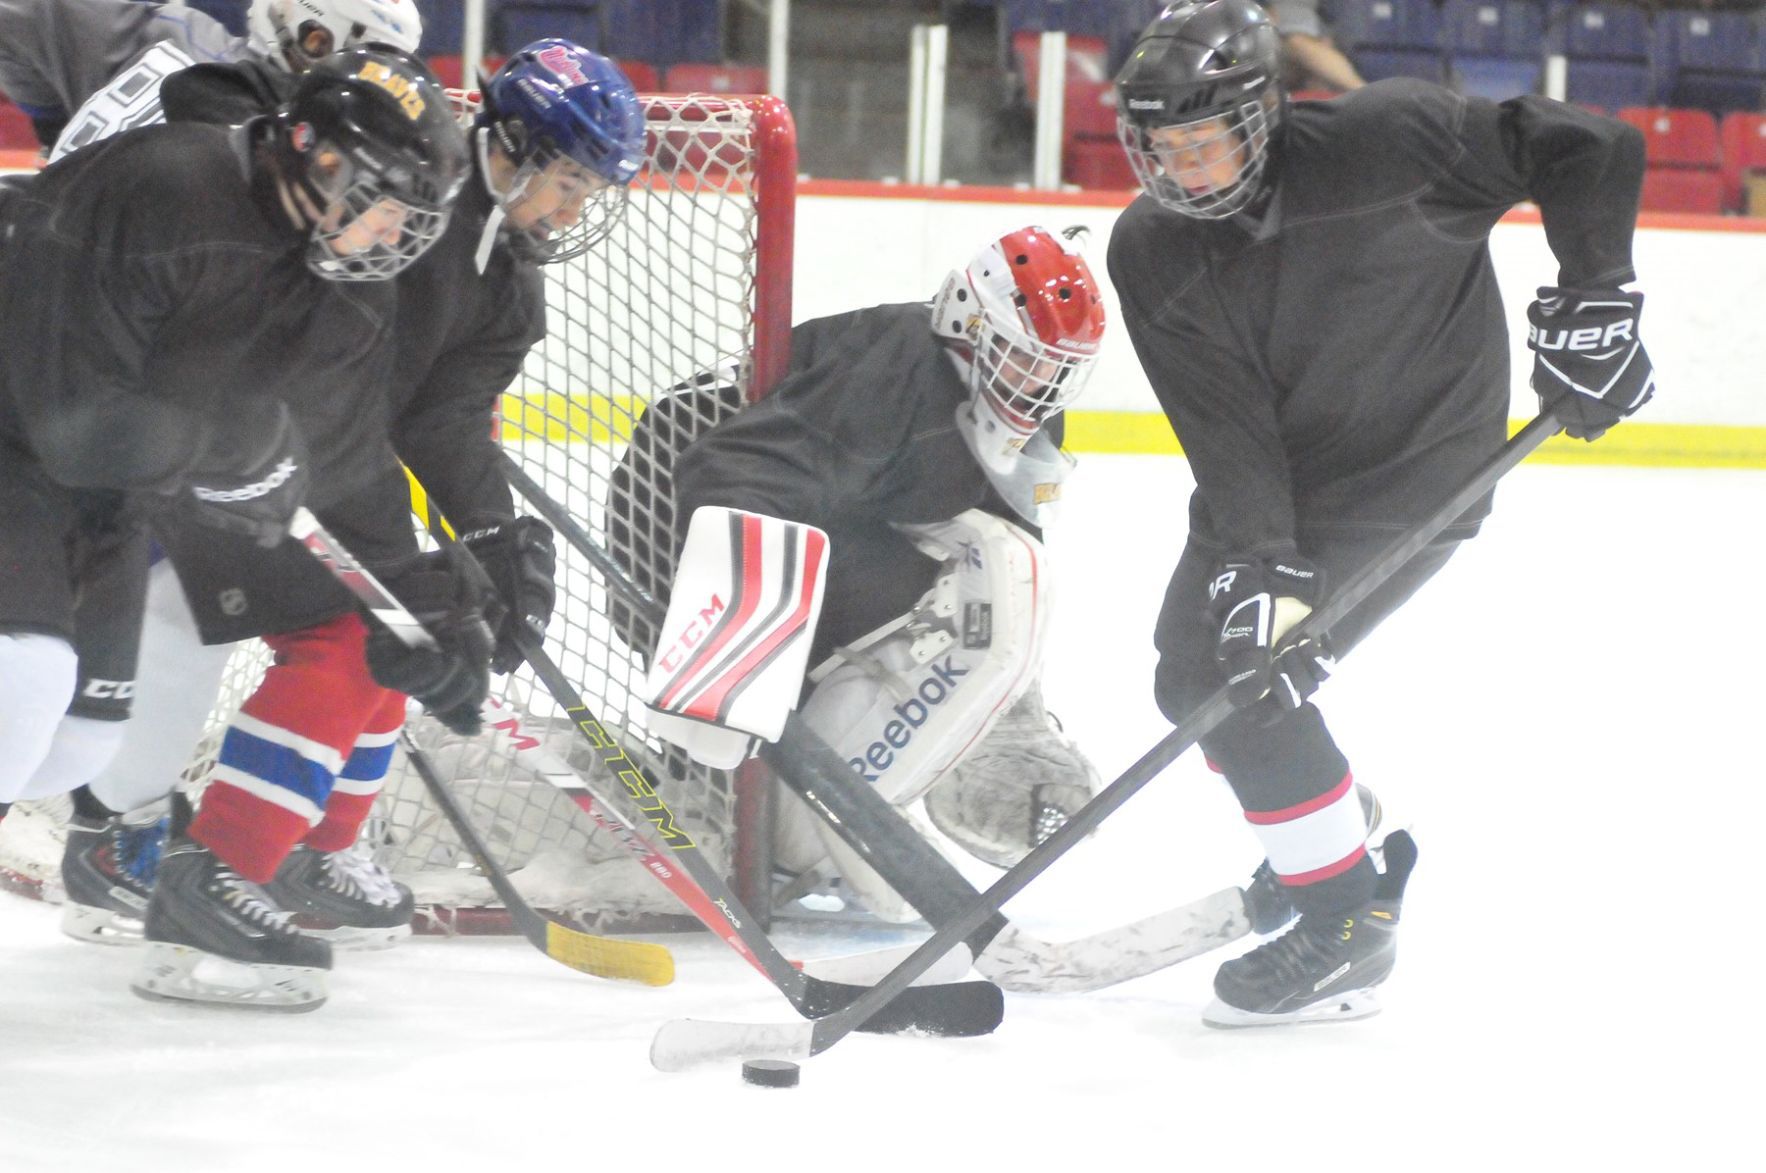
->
[393,262,547,528]
[0,194,216,490]
[673,305,958,531]
[1427,90,1645,287]
[1107,208,1299,558]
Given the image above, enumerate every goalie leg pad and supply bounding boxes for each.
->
[922,680,1101,868]
[801,510,1052,807]
[644,507,830,768]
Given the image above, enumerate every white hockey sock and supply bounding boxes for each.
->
[0,633,78,804]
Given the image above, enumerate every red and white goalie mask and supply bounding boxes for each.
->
[931,226,1106,471]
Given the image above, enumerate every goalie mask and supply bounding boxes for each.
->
[248,0,423,73]
[479,40,645,263]
[931,226,1106,472]
[1115,0,1285,220]
[272,46,468,281]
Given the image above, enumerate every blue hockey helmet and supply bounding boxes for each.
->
[478,39,646,261]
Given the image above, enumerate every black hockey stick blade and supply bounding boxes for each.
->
[796,972,1003,1033]
[663,412,1563,1067]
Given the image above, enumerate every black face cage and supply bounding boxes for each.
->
[1117,90,1275,220]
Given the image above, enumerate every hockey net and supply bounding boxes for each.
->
[0,93,797,934]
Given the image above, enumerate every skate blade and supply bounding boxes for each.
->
[1201,988,1383,1029]
[293,920,412,952]
[130,942,328,1013]
[61,902,146,946]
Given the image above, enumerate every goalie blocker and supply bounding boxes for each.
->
[643,507,831,768]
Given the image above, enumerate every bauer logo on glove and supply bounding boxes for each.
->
[1526,287,1655,442]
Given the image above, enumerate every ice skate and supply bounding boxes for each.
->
[59,813,167,945]
[131,840,332,1013]
[1241,783,1384,935]
[265,845,414,950]
[1205,829,1416,1028]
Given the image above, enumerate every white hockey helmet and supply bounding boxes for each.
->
[931,225,1106,470]
[249,0,423,73]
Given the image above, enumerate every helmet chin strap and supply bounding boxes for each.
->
[943,345,1032,475]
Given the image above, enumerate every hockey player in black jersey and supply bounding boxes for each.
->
[103,41,643,1009]
[1108,0,1653,1027]
[610,225,1110,921]
[0,45,468,1000]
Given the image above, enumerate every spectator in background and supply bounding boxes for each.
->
[1267,0,1365,92]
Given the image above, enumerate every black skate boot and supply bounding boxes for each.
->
[1206,829,1416,1028]
[132,840,332,1012]
[60,813,167,944]
[1241,783,1384,935]
[264,845,414,950]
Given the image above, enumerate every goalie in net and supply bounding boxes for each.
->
[614,225,1111,922]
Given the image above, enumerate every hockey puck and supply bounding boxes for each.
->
[741,1059,801,1088]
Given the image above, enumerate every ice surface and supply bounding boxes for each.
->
[2,457,1758,1170]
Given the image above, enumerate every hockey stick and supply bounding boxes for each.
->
[499,452,1254,993]
[469,693,976,988]
[398,727,675,985]
[288,508,677,985]
[649,412,1562,1068]
[504,627,1005,1039]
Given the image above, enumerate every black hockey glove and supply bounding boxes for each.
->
[1206,552,1335,714]
[459,516,556,674]
[1527,287,1655,442]
[185,402,311,548]
[364,546,499,735]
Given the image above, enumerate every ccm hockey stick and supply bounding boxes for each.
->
[505,628,1005,1039]
[650,412,1563,1068]
[500,453,1253,994]
[288,507,677,985]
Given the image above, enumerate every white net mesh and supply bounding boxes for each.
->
[0,95,795,933]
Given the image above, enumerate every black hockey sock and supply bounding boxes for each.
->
[0,801,10,823]
[71,785,118,822]
[1289,853,1379,918]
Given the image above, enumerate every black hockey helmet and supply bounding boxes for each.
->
[1115,0,1285,219]
[271,45,469,280]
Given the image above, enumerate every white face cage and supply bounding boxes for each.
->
[306,178,450,281]
[502,147,631,263]
[1117,95,1274,220]
[970,321,1098,435]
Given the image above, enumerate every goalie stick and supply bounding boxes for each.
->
[649,412,1562,1069]
[289,508,677,985]
[500,452,1254,994]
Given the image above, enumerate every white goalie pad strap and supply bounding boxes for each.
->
[800,509,1051,809]
[643,507,829,759]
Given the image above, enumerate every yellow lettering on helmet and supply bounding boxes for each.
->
[356,61,427,121]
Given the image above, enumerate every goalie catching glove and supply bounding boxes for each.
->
[1207,552,1335,714]
[364,546,498,735]
[460,516,556,674]
[1527,287,1655,442]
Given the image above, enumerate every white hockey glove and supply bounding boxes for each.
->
[1206,552,1334,714]
[643,506,829,768]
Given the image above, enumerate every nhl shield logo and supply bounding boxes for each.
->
[219,588,247,617]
